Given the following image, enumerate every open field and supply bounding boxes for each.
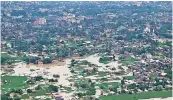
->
[95,82,120,91]
[119,57,138,66]
[123,76,135,80]
[1,76,28,92]
[100,90,172,100]
[21,89,49,99]
[141,97,173,100]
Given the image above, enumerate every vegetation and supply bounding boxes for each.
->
[27,89,32,93]
[60,86,73,92]
[1,53,16,65]
[95,82,120,91]
[48,85,58,92]
[100,90,172,100]
[99,56,113,64]
[123,76,135,80]
[1,76,28,92]
[119,57,138,66]
[164,69,172,80]
[21,88,49,99]
[42,58,52,64]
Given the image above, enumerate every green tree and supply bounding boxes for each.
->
[22,56,30,63]
[35,85,41,90]
[42,58,52,64]
[15,89,23,95]
[35,76,43,81]
[48,85,58,92]
[27,89,32,93]
[86,88,96,95]
[121,78,125,88]
[156,85,163,91]
[1,94,12,100]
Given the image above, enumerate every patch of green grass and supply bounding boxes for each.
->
[157,42,168,48]
[123,76,135,80]
[100,90,172,100]
[1,52,22,61]
[1,76,28,92]
[97,72,108,77]
[95,82,120,91]
[30,69,35,72]
[78,78,90,84]
[1,52,10,57]
[99,56,113,64]
[20,94,30,99]
[119,57,138,66]
[1,52,24,64]
[153,55,166,59]
[78,60,91,65]
[99,60,110,64]
[49,46,57,49]
[85,71,97,76]
[1,53,12,65]
[30,89,49,97]
[61,86,73,92]
[21,89,49,99]
[75,61,93,72]
[75,65,85,72]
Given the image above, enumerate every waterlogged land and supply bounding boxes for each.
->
[2,59,73,99]
[2,53,172,100]
[1,53,132,99]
